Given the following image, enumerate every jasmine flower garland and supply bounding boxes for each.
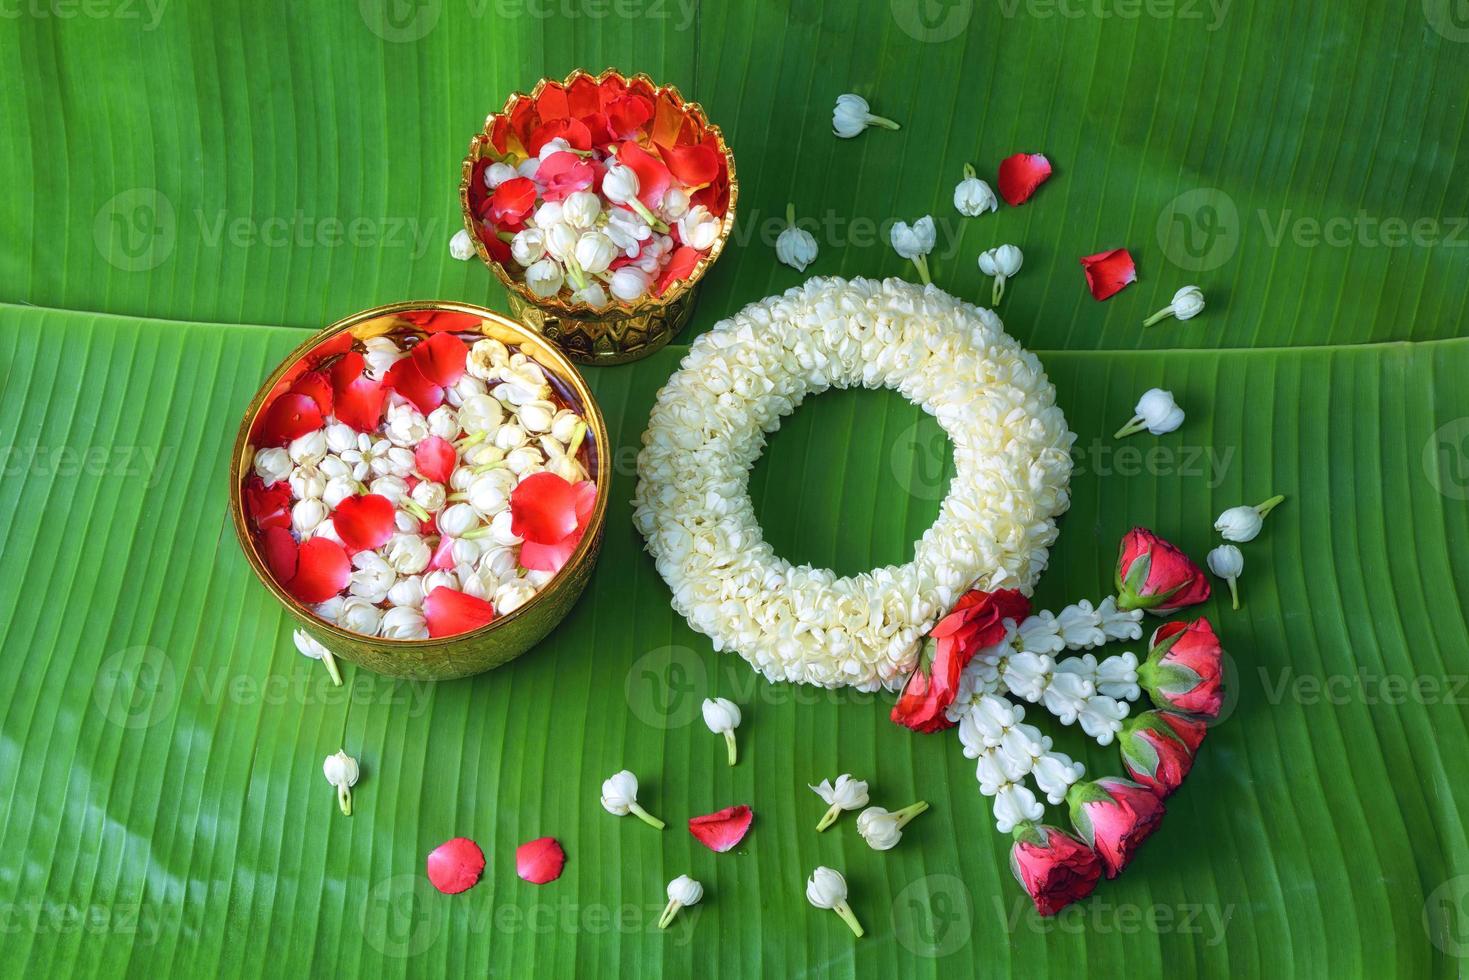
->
[633,277,1074,691]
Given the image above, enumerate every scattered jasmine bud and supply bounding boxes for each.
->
[855,801,929,851]
[775,204,819,271]
[1144,285,1206,327]
[1214,495,1286,543]
[448,228,475,261]
[1114,388,1185,438]
[600,770,665,829]
[953,164,998,217]
[701,697,742,766]
[806,867,863,937]
[323,750,359,816]
[978,244,1023,306]
[658,875,703,930]
[809,774,869,832]
[1208,544,1244,610]
[293,628,342,687]
[832,93,900,138]
[890,216,936,284]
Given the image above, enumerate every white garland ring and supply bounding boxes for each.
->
[633,277,1074,691]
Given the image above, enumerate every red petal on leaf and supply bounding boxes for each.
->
[515,837,566,884]
[331,494,397,552]
[655,246,702,297]
[997,153,1053,205]
[659,142,720,188]
[616,141,671,208]
[411,332,468,388]
[509,472,582,544]
[688,805,753,852]
[384,357,444,414]
[518,531,582,574]
[489,176,538,226]
[1080,248,1138,301]
[423,587,496,638]
[260,526,298,582]
[286,537,350,604]
[256,392,324,447]
[415,435,456,484]
[426,837,486,895]
[245,478,293,531]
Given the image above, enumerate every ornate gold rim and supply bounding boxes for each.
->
[458,67,739,318]
[227,299,611,657]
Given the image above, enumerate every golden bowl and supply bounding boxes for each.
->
[459,68,738,365]
[228,300,610,680]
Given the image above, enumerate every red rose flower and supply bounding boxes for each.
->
[1009,822,1103,915]
[1119,709,1208,796]
[1066,777,1166,878]
[1138,618,1225,718]
[1114,527,1211,615]
[891,588,1030,733]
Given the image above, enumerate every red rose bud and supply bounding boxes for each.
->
[1009,822,1102,916]
[1066,777,1166,878]
[1119,710,1208,796]
[1114,527,1211,615]
[1138,618,1225,719]
[891,588,1030,733]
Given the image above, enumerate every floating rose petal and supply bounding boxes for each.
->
[489,176,538,226]
[411,332,468,388]
[997,152,1053,206]
[605,93,654,139]
[527,117,593,155]
[290,371,334,417]
[538,151,597,202]
[245,478,293,531]
[429,535,457,571]
[332,494,397,552]
[1080,248,1138,301]
[616,141,671,208]
[331,352,387,432]
[402,310,484,334]
[415,435,457,484]
[510,472,582,544]
[519,533,582,574]
[260,525,298,581]
[688,805,753,852]
[256,392,324,447]
[286,537,351,604]
[659,142,721,188]
[655,246,702,297]
[482,227,513,264]
[515,837,567,884]
[423,586,496,638]
[384,357,444,415]
[426,837,486,895]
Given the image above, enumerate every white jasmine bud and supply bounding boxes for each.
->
[1208,543,1244,609]
[676,205,720,251]
[808,773,869,831]
[1214,494,1285,543]
[775,204,818,272]
[483,161,517,189]
[659,875,703,930]
[977,244,1023,305]
[292,628,341,686]
[599,770,664,829]
[805,867,863,937]
[524,258,565,298]
[1115,388,1185,438]
[449,228,475,261]
[254,447,292,486]
[1144,285,1206,327]
[832,93,899,139]
[701,697,742,766]
[337,597,382,637]
[953,164,998,217]
[889,216,936,284]
[322,750,359,816]
[855,801,928,851]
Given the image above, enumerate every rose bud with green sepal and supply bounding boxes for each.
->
[1138,618,1225,719]
[1119,710,1208,796]
[1009,821,1103,916]
[1066,777,1166,878]
[1114,527,1211,615]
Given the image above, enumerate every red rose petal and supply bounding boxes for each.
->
[605,93,654,139]
[402,310,485,334]
[515,837,566,884]
[411,332,468,388]
[658,142,721,188]
[688,805,753,852]
[260,525,298,582]
[997,152,1053,206]
[245,478,293,531]
[489,176,538,226]
[1080,248,1138,301]
[257,392,324,447]
[655,246,703,297]
[285,537,350,604]
[518,531,583,574]
[331,493,397,552]
[527,116,592,155]
[414,435,457,485]
[509,472,582,544]
[290,371,334,417]
[426,837,486,895]
[384,356,444,414]
[616,141,672,208]
[429,534,456,571]
[423,586,496,638]
[574,480,597,523]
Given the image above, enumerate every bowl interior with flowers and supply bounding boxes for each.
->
[459,68,737,365]
[229,301,610,680]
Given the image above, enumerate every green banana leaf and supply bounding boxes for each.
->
[3,1,1469,977]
